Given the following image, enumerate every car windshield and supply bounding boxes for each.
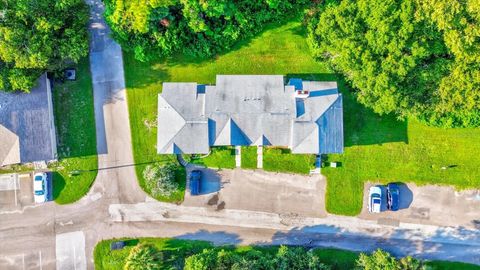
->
[373,198,381,204]
[35,190,44,195]
[35,175,43,181]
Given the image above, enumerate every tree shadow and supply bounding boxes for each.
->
[176,230,242,246]
[186,167,222,195]
[396,183,413,210]
[123,16,308,88]
[119,222,480,268]
[51,171,65,201]
[287,73,408,146]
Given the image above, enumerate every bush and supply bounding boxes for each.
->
[356,249,425,270]
[124,244,162,270]
[184,246,330,270]
[143,163,179,197]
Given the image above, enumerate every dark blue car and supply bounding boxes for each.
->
[190,170,202,195]
[387,183,400,211]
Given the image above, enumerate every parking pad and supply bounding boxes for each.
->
[183,168,326,217]
[0,174,20,211]
[361,182,480,228]
[56,231,86,270]
[0,250,48,270]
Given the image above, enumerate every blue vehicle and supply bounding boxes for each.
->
[189,170,202,196]
[387,183,400,211]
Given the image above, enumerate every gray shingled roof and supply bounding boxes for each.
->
[0,125,20,166]
[0,74,57,164]
[157,75,343,154]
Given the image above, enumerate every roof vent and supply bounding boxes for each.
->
[295,90,309,99]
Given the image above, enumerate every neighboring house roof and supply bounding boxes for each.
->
[0,125,20,166]
[0,74,57,165]
[157,75,343,154]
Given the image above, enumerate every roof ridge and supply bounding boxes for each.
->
[157,95,186,153]
[159,124,188,154]
[291,122,318,150]
[0,125,20,166]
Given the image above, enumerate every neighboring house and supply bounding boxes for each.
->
[157,75,343,155]
[0,74,57,167]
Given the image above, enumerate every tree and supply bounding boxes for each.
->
[356,249,425,270]
[307,0,480,127]
[143,163,179,197]
[104,0,309,61]
[275,246,330,270]
[0,0,89,92]
[184,246,330,270]
[124,244,162,270]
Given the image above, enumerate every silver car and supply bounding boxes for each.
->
[368,186,382,213]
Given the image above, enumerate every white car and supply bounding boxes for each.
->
[33,172,48,203]
[368,186,382,213]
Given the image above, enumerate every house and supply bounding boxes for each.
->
[0,74,57,167]
[157,75,343,155]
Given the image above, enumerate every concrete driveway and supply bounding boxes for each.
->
[0,173,41,212]
[360,182,480,229]
[3,0,480,268]
[183,168,327,218]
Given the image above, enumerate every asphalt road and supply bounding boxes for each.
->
[1,0,480,269]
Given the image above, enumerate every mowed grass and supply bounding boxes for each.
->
[124,19,326,200]
[241,146,257,169]
[124,17,480,213]
[50,58,98,204]
[322,78,480,215]
[94,238,356,270]
[263,147,316,174]
[94,238,479,270]
[190,146,236,169]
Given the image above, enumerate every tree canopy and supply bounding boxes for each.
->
[357,249,425,270]
[307,0,480,127]
[104,0,308,61]
[184,246,331,270]
[124,244,162,270]
[0,0,89,92]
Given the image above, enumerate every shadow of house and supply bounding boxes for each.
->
[177,229,242,246]
[0,74,58,167]
[397,183,413,210]
[186,167,222,195]
[287,73,408,147]
[159,222,480,267]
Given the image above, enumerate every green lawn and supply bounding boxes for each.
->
[190,147,236,169]
[94,238,480,270]
[241,146,257,169]
[94,238,212,270]
[124,19,327,200]
[94,238,356,270]
[321,78,480,215]
[124,16,480,214]
[49,58,98,204]
[263,147,315,175]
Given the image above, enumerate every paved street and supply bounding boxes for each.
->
[1,0,480,269]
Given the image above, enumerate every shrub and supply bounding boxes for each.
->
[124,244,162,270]
[143,163,179,197]
[184,246,330,270]
[356,249,425,270]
